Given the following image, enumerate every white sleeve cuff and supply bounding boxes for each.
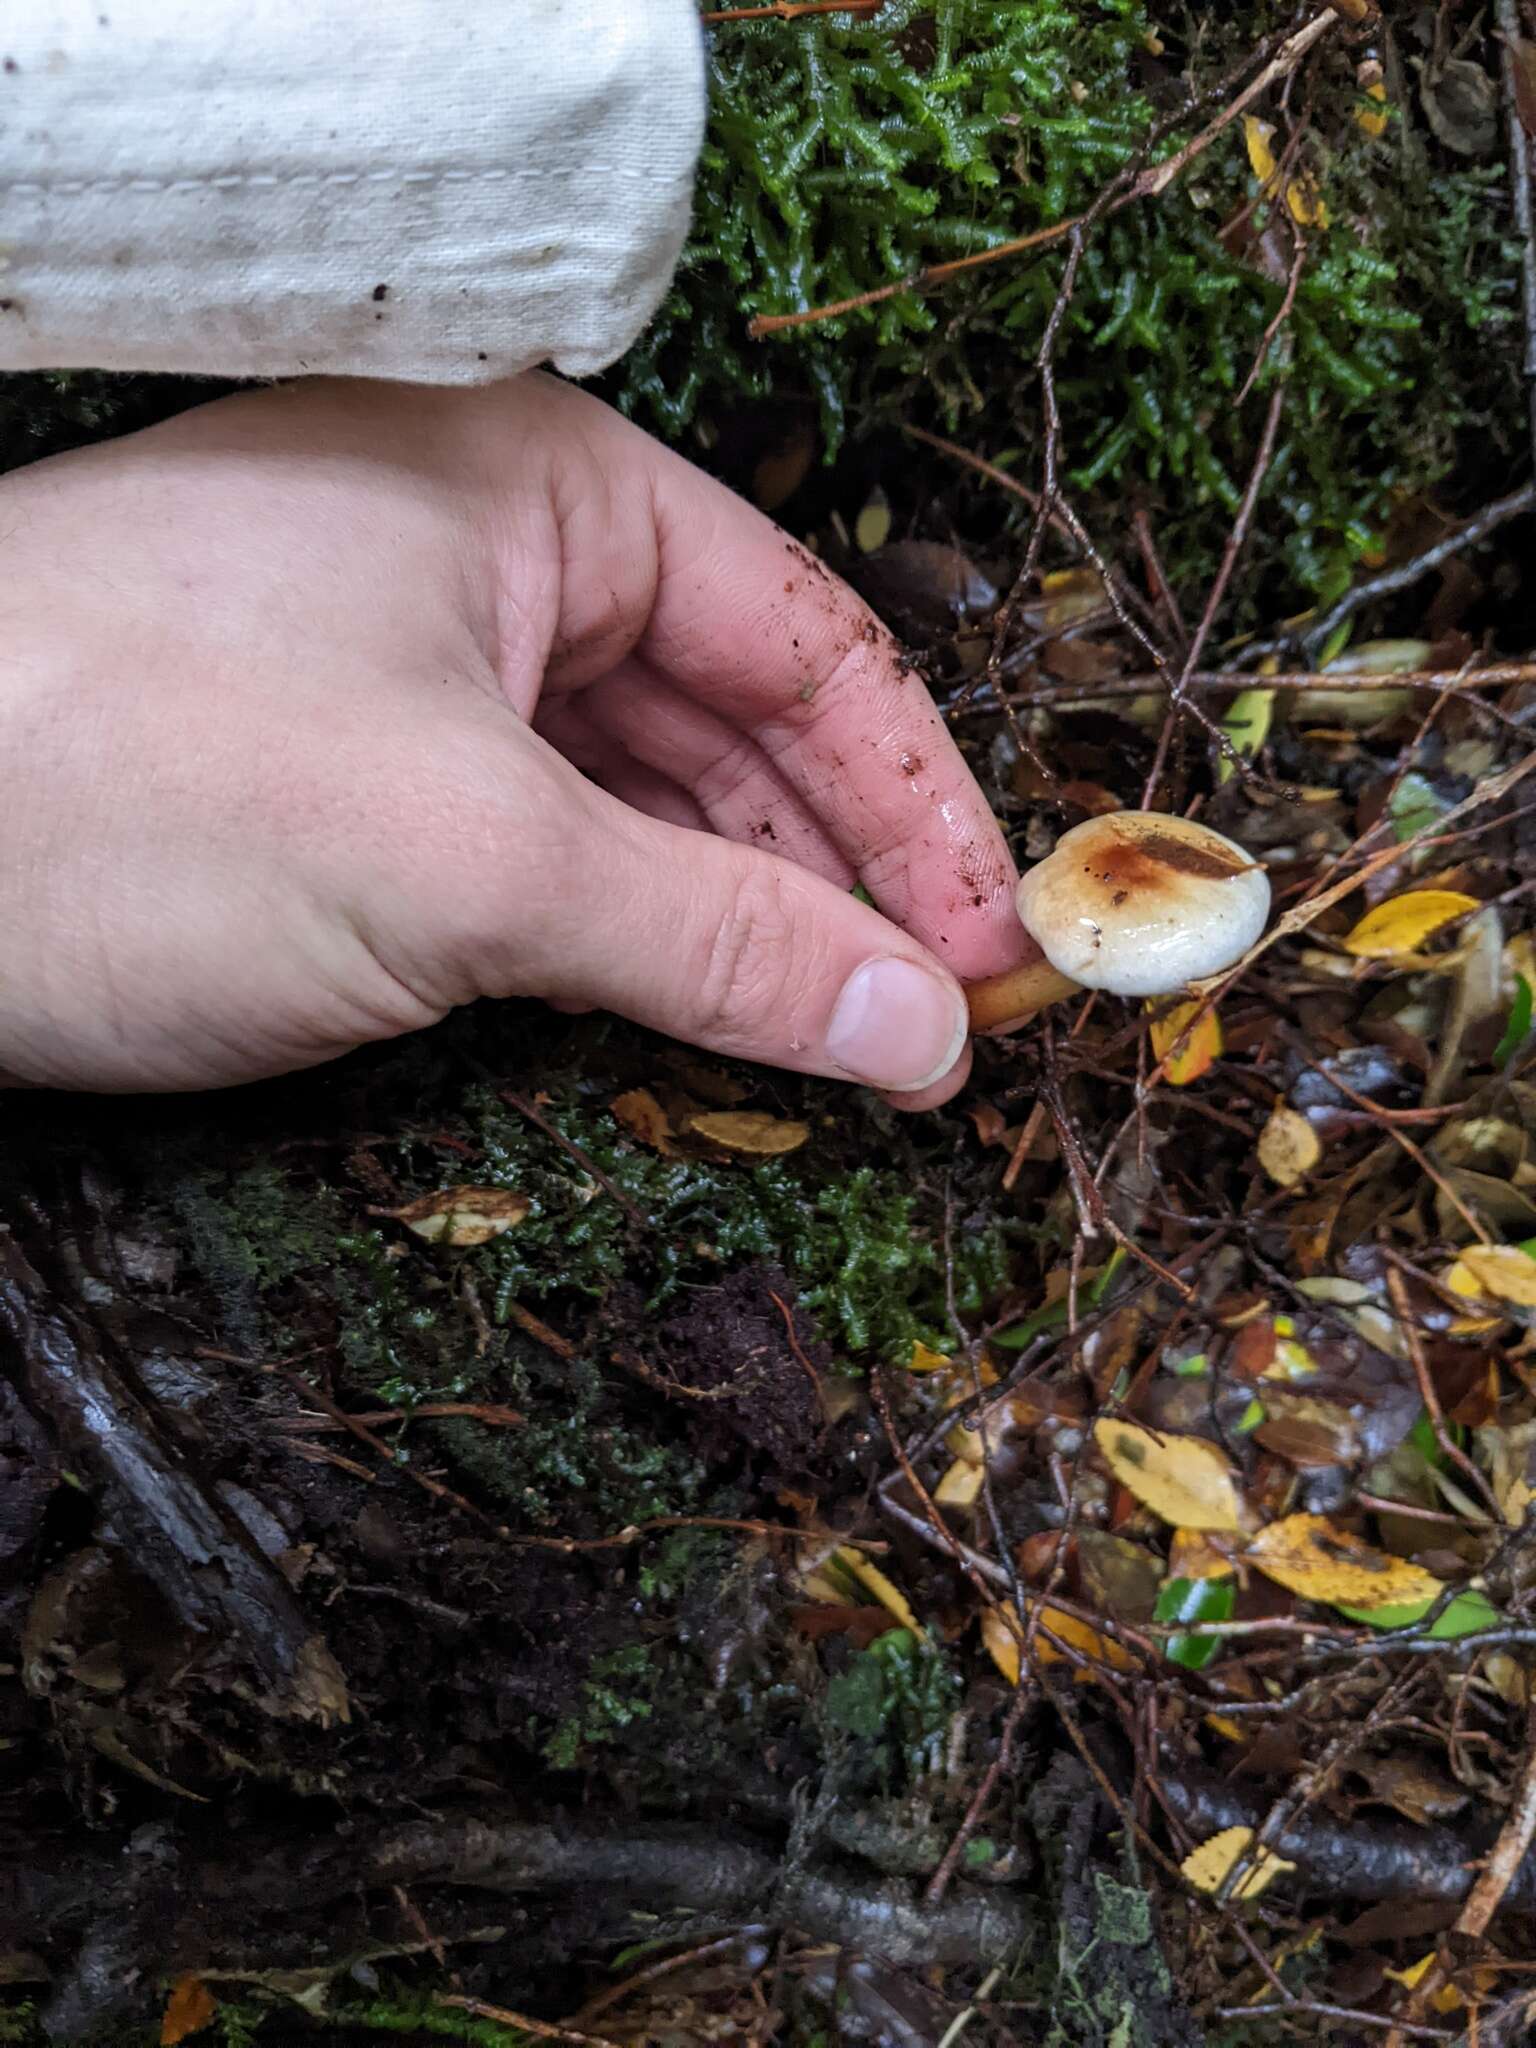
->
[0,0,706,385]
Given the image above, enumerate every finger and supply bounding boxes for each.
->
[538,709,711,835]
[519,381,1022,981]
[540,662,854,887]
[499,764,972,1093]
[881,1036,974,1114]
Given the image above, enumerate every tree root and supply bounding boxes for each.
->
[9,1813,1034,2037]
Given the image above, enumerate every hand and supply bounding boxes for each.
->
[0,373,1030,1098]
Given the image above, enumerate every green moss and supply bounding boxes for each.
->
[823,1627,960,1784]
[616,0,1523,611]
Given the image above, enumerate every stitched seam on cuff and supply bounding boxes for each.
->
[3,164,673,198]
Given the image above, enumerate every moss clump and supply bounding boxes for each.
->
[616,0,1523,611]
[823,1626,960,1785]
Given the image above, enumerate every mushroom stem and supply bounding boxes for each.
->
[965,959,1082,1035]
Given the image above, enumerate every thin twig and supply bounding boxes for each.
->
[437,1992,622,2048]
[1498,0,1536,472]
[1143,381,1287,805]
[1461,1701,1536,1938]
[499,1087,650,1231]
[1300,485,1536,657]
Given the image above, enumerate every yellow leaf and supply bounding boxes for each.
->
[1243,114,1279,183]
[685,1111,810,1157]
[855,486,891,554]
[384,1186,530,1247]
[1204,1713,1246,1742]
[1444,1243,1536,1309]
[1034,566,1106,634]
[1341,890,1481,958]
[1257,1104,1322,1188]
[162,1977,217,2047]
[982,1603,1136,1686]
[934,1456,986,1509]
[835,1547,923,1637]
[908,1341,952,1374]
[1382,1954,1466,2014]
[1181,1825,1294,1902]
[1093,1419,1244,1533]
[1148,1000,1222,1086]
[1241,114,1327,229]
[1168,1529,1236,1582]
[1245,1514,1444,1611]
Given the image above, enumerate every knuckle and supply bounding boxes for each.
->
[692,857,808,1047]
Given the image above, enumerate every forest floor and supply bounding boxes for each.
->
[9,6,1536,2048]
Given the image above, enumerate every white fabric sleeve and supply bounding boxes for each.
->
[0,1,706,385]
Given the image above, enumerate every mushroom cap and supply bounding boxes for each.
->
[1014,812,1270,998]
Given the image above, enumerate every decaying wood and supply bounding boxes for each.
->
[0,1233,348,1725]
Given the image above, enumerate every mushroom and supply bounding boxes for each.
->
[966,812,1271,1034]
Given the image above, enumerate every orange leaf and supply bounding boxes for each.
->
[981,1603,1136,1686]
[161,1977,217,2046]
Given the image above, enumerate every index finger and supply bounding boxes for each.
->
[638,440,1026,982]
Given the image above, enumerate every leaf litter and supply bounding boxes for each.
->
[11,10,1536,2048]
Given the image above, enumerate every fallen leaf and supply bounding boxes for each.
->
[1028,566,1106,634]
[1218,687,1274,784]
[1341,889,1480,958]
[1093,1419,1244,1533]
[907,1341,952,1375]
[1155,1573,1235,1671]
[611,1087,677,1154]
[685,1111,810,1157]
[1181,1825,1294,1902]
[1355,56,1390,139]
[162,1976,217,2046]
[834,1548,923,1638]
[982,1603,1135,1686]
[1148,1000,1222,1086]
[1416,55,1499,159]
[1355,1751,1468,1826]
[384,1186,530,1247]
[854,486,891,554]
[1512,37,1536,142]
[1444,1242,1536,1308]
[1245,1514,1443,1611]
[751,419,815,512]
[1335,1588,1498,1638]
[1168,1529,1235,1581]
[1241,114,1328,228]
[1257,1104,1322,1187]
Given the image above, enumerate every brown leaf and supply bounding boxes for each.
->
[1042,637,1125,684]
[161,1976,217,2045]
[1354,1751,1468,1827]
[1511,37,1536,139]
[685,1111,810,1158]
[611,1087,677,1155]
[383,1186,530,1247]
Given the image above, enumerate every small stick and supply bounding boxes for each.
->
[1301,484,1536,657]
[1460,1702,1536,1938]
[499,1087,650,1231]
[437,1992,622,2048]
[1384,1262,1503,1522]
[1142,380,1287,805]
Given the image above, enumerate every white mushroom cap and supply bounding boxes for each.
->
[1015,812,1270,998]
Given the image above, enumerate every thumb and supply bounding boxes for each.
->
[527,791,972,1094]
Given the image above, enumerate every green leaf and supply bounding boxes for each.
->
[1172,1352,1210,1378]
[1217,687,1274,784]
[1389,771,1451,844]
[1335,1588,1499,1636]
[1236,1397,1266,1434]
[1154,1574,1234,1670]
[1495,975,1533,1068]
